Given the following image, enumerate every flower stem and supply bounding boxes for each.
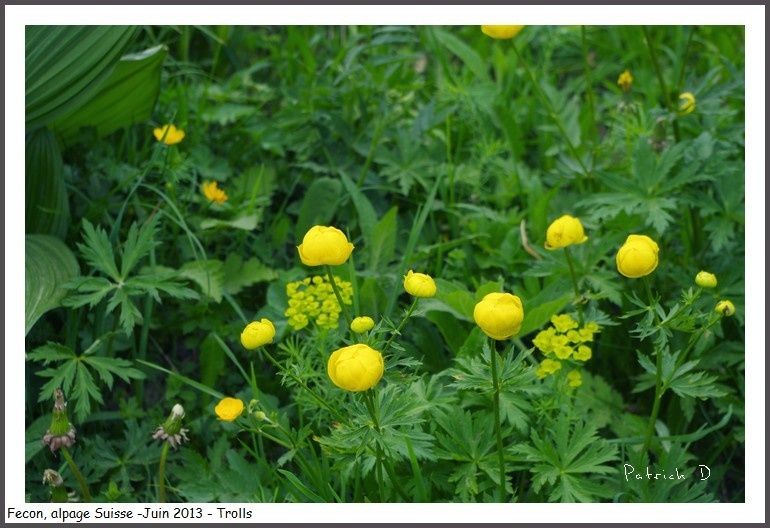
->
[381,298,418,355]
[157,442,170,502]
[60,447,92,502]
[580,26,598,151]
[641,26,680,143]
[362,391,386,502]
[563,247,584,325]
[325,265,352,327]
[488,339,507,502]
[641,277,661,457]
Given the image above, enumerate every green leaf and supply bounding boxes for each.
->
[25,128,69,238]
[432,28,488,82]
[200,213,259,231]
[339,171,378,240]
[26,26,137,129]
[180,260,225,302]
[52,45,167,144]
[294,177,342,240]
[221,255,277,295]
[367,206,398,271]
[77,219,120,281]
[25,235,80,335]
[119,216,159,278]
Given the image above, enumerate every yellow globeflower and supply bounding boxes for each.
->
[153,124,185,145]
[240,319,276,350]
[567,370,583,388]
[215,397,244,422]
[616,234,659,278]
[327,344,384,392]
[350,316,375,334]
[201,181,228,204]
[481,25,525,39]
[544,215,588,250]
[297,226,355,267]
[715,300,735,317]
[473,292,524,340]
[678,92,696,115]
[403,270,437,298]
[617,69,633,92]
[695,271,717,289]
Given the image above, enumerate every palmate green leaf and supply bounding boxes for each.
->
[126,272,199,302]
[78,219,120,281]
[180,259,225,302]
[62,277,114,308]
[119,216,159,278]
[25,234,80,335]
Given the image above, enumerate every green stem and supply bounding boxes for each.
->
[580,26,598,151]
[381,298,418,355]
[642,26,680,143]
[325,265,352,327]
[60,447,92,502]
[488,339,507,502]
[363,391,386,502]
[563,247,584,325]
[157,442,170,502]
[641,277,661,457]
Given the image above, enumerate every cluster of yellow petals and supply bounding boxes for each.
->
[153,123,185,145]
[201,180,228,204]
[327,344,384,392]
[534,315,600,380]
[284,275,353,330]
[617,69,633,92]
[214,397,244,422]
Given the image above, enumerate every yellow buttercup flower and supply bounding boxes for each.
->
[473,292,524,340]
[550,314,578,333]
[240,319,276,350]
[715,300,735,317]
[544,215,588,250]
[536,358,562,379]
[327,343,384,392]
[616,234,659,278]
[153,124,185,145]
[695,271,717,289]
[297,226,354,267]
[403,270,437,298]
[350,316,375,334]
[215,397,244,422]
[481,25,525,40]
[617,69,633,92]
[567,370,583,388]
[201,181,228,204]
[678,92,696,115]
[574,345,592,361]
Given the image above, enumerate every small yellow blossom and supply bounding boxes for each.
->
[153,124,185,145]
[576,328,594,342]
[567,370,583,388]
[403,270,437,298]
[544,215,588,250]
[533,327,556,354]
[550,314,578,333]
[617,69,633,92]
[350,316,375,334]
[695,271,717,289]
[481,25,525,40]
[473,292,525,340]
[574,345,592,362]
[536,358,562,379]
[553,344,573,360]
[201,181,228,204]
[715,300,735,317]
[240,319,276,350]
[327,343,384,392]
[583,322,600,333]
[215,397,244,422]
[678,92,696,115]
[285,275,352,330]
[566,330,581,343]
[297,226,354,267]
[616,234,659,278]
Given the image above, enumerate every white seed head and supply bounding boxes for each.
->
[171,404,185,419]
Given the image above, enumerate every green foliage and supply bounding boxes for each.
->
[25,129,69,237]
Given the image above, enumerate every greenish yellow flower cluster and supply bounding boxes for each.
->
[284,275,353,330]
[533,314,601,386]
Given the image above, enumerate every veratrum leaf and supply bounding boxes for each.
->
[52,45,168,144]
[25,235,80,335]
[25,128,69,238]
[26,26,137,129]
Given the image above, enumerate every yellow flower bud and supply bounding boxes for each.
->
[240,318,276,350]
[215,397,244,422]
[715,300,735,317]
[695,271,717,289]
[350,316,375,334]
[327,344,384,392]
[473,292,524,340]
[153,123,185,145]
[481,25,525,39]
[678,92,696,115]
[403,270,437,298]
[297,225,355,266]
[616,234,659,278]
[544,215,588,250]
[617,69,633,92]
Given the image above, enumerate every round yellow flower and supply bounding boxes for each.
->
[153,124,185,145]
[567,370,583,388]
[481,25,524,39]
[544,215,588,250]
[473,292,524,340]
[297,226,354,267]
[240,319,276,349]
[350,316,375,334]
[616,234,659,278]
[215,397,244,422]
[617,69,633,92]
[327,344,384,392]
[403,270,437,298]
[201,181,228,204]
[715,300,735,317]
[678,92,696,115]
[695,271,717,289]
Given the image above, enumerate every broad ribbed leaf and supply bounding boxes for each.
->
[25,128,69,238]
[25,235,80,335]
